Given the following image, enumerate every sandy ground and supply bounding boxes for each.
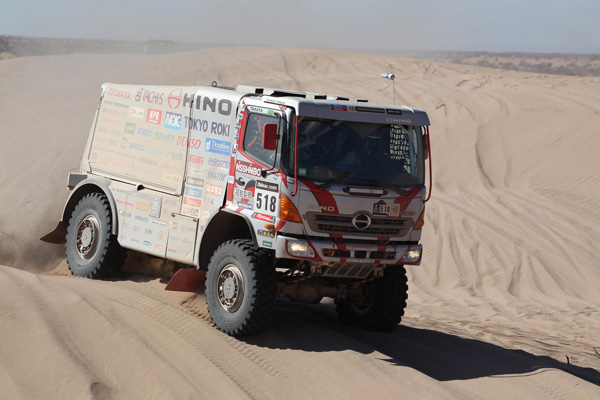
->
[1,47,599,399]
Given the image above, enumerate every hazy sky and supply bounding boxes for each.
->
[2,0,599,53]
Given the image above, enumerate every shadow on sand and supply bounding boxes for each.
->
[244,300,600,386]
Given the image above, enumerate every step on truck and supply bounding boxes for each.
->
[42,82,432,336]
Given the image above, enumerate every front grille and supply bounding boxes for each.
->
[307,212,411,237]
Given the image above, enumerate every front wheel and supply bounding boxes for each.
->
[335,266,408,332]
[65,193,126,278]
[205,239,277,336]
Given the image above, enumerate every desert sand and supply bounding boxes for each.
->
[0,47,599,399]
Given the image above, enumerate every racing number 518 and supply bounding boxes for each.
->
[256,192,276,213]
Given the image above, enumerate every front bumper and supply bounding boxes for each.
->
[274,235,422,265]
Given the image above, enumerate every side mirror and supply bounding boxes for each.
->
[262,123,278,151]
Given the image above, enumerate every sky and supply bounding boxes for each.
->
[1,0,599,54]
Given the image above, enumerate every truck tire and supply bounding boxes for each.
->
[65,193,126,278]
[206,239,277,336]
[335,266,408,332]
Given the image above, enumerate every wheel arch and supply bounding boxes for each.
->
[197,209,256,269]
[63,178,118,236]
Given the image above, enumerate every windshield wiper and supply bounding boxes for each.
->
[365,179,410,196]
[318,171,372,191]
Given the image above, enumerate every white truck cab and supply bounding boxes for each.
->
[43,82,432,336]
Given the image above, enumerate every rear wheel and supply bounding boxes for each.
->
[65,193,126,278]
[336,266,408,332]
[206,239,276,336]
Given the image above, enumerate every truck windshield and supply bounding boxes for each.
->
[294,117,424,187]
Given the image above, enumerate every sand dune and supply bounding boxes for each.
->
[1,47,599,398]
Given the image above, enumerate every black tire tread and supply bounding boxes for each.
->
[336,266,408,332]
[66,192,126,279]
[206,239,276,336]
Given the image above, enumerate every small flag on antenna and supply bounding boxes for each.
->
[380,72,395,80]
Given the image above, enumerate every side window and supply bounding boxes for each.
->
[243,113,279,166]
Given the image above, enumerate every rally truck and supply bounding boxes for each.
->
[42,82,432,336]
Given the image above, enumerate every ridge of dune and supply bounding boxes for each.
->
[1,47,599,398]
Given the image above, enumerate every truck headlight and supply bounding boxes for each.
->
[286,240,315,258]
[401,248,422,263]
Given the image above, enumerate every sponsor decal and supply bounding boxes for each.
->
[150,197,161,218]
[188,154,204,165]
[130,106,144,119]
[210,122,230,136]
[168,88,183,109]
[136,202,149,211]
[185,186,203,198]
[182,205,199,218]
[162,172,180,184]
[207,157,229,169]
[330,104,348,111]
[372,200,400,217]
[251,212,275,223]
[177,136,202,149]
[184,116,209,132]
[138,127,153,137]
[183,196,202,207]
[170,152,184,161]
[205,183,224,196]
[207,171,227,181]
[143,240,152,246]
[154,132,175,143]
[107,88,131,99]
[386,117,412,124]
[262,240,273,248]
[234,188,253,199]
[124,122,136,135]
[233,201,253,210]
[256,180,278,192]
[130,142,145,151]
[144,228,153,235]
[152,218,167,226]
[187,177,204,187]
[146,109,162,125]
[164,112,182,130]
[236,160,262,177]
[205,138,231,156]
[182,94,232,115]
[135,88,164,105]
[258,229,275,238]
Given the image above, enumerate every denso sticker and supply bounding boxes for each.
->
[146,109,162,125]
[205,138,231,156]
[236,160,262,177]
[164,112,182,130]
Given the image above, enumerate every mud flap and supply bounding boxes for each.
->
[165,268,206,292]
[40,221,68,244]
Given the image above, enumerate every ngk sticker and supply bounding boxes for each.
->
[254,180,279,216]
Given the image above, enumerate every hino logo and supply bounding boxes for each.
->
[308,204,336,212]
[352,214,372,230]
